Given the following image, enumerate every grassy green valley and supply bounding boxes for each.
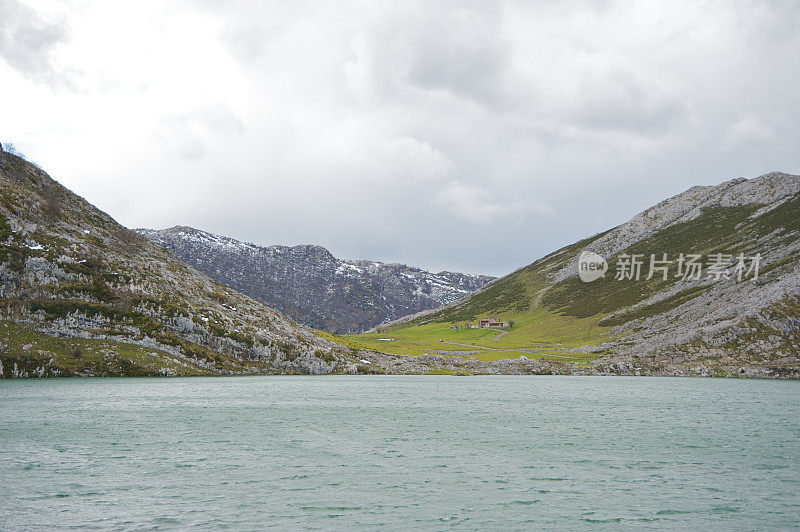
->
[338,307,607,364]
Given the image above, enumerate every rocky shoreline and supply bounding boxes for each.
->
[355,351,799,379]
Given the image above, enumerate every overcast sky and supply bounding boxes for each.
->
[2,1,799,275]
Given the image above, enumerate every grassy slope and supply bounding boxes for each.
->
[344,197,800,362]
[339,300,608,363]
[0,320,216,377]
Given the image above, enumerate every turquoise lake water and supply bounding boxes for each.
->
[0,376,798,530]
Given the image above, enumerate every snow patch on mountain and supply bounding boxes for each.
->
[137,226,494,333]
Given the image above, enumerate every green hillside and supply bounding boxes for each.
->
[345,175,800,376]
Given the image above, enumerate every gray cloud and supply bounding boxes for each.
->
[559,59,687,135]
[402,5,510,105]
[0,0,67,84]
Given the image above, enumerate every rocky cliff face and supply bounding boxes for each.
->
[136,226,494,334]
[0,150,370,377]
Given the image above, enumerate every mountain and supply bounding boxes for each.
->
[0,148,372,377]
[349,172,800,379]
[136,226,494,334]
[2,145,797,378]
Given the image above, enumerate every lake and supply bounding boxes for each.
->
[0,376,798,529]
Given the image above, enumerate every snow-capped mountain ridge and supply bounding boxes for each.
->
[137,226,494,333]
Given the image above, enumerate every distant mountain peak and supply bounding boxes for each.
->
[137,226,494,333]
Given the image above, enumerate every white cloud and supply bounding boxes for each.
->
[156,106,245,160]
[724,113,774,147]
[0,0,798,275]
[435,179,554,225]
